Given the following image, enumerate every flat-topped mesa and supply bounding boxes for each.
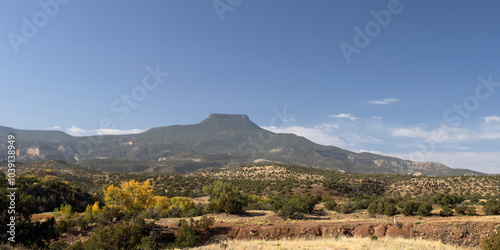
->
[198,113,260,131]
[0,113,484,176]
[206,113,250,121]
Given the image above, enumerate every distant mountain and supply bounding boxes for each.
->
[0,114,485,176]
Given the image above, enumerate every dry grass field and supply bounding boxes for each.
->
[193,237,470,250]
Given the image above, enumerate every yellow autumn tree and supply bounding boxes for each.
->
[85,201,105,221]
[92,201,101,212]
[42,175,59,184]
[153,196,171,212]
[247,194,266,204]
[104,180,155,213]
[103,180,196,215]
[170,197,195,211]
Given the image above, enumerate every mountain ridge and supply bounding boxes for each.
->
[0,114,484,176]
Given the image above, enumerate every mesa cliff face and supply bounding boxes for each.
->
[0,114,483,176]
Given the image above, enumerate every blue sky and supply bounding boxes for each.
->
[1,1,499,173]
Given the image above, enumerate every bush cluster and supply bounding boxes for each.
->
[367,198,398,217]
[169,216,215,248]
[270,194,321,219]
[483,199,500,215]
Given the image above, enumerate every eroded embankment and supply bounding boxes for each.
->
[216,221,496,247]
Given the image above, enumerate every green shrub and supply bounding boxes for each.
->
[56,218,77,235]
[67,241,84,250]
[182,204,209,218]
[16,218,59,249]
[384,204,397,217]
[367,202,377,218]
[467,196,480,205]
[355,199,371,210]
[483,200,500,215]
[171,219,201,248]
[83,219,154,249]
[440,206,454,217]
[376,200,389,214]
[137,207,161,219]
[138,236,155,250]
[482,229,500,250]
[401,201,420,216]
[271,194,321,219]
[417,203,433,217]
[366,198,398,217]
[168,216,215,248]
[466,206,477,216]
[276,198,309,219]
[203,181,247,214]
[315,208,326,216]
[96,207,124,225]
[60,203,75,219]
[455,206,467,215]
[432,194,464,207]
[324,200,337,211]
[49,240,69,250]
[194,215,215,232]
[337,202,357,214]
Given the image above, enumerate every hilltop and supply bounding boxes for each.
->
[0,114,484,176]
[3,161,498,200]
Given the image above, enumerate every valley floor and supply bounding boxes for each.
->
[156,210,499,249]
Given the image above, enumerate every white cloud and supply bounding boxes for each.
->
[390,125,471,143]
[263,122,385,149]
[477,117,500,139]
[65,126,145,136]
[485,116,500,124]
[262,118,499,174]
[390,126,431,139]
[476,132,500,140]
[263,125,346,147]
[392,121,500,143]
[351,134,384,144]
[372,116,383,120]
[318,123,340,131]
[367,98,400,105]
[66,126,89,136]
[95,128,145,135]
[328,113,358,121]
[48,126,60,130]
[356,149,386,155]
